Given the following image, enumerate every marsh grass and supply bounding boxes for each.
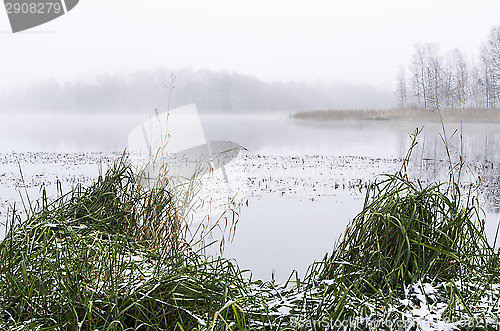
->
[292,128,500,328]
[293,107,500,123]
[0,155,265,330]
[319,168,499,294]
[322,146,495,290]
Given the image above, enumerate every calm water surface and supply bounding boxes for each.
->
[1,113,500,281]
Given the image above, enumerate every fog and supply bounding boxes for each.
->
[0,68,395,114]
[2,1,500,114]
[2,1,500,91]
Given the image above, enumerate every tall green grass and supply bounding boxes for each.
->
[322,172,496,291]
[294,129,500,328]
[335,131,497,285]
[0,156,266,330]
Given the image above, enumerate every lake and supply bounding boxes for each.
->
[1,112,500,281]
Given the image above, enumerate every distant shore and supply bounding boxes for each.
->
[292,108,500,122]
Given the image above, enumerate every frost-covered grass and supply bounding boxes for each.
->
[1,132,500,330]
[298,171,500,329]
[308,130,500,330]
[0,156,261,330]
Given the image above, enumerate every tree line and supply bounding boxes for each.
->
[397,26,500,110]
[0,69,393,114]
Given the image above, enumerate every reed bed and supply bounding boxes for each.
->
[293,108,500,123]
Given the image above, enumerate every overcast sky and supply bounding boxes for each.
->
[1,0,500,90]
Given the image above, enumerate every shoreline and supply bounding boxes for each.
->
[292,108,500,123]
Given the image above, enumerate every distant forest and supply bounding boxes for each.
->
[0,69,394,114]
[397,26,500,110]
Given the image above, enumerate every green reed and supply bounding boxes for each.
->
[0,155,268,330]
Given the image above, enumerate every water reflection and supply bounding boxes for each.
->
[215,194,363,282]
[0,113,144,152]
[1,113,500,280]
[2,113,500,162]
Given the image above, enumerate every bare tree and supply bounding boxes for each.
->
[451,49,469,108]
[477,26,500,108]
[480,45,496,108]
[396,65,407,108]
[410,43,441,109]
[469,65,485,108]
[487,26,500,106]
[426,44,442,109]
[440,54,454,108]
[411,44,427,108]
[441,49,468,108]
[400,27,500,110]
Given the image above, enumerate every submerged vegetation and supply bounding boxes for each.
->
[1,132,500,330]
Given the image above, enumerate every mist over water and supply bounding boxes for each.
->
[3,113,500,163]
[0,69,395,114]
[0,113,144,152]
